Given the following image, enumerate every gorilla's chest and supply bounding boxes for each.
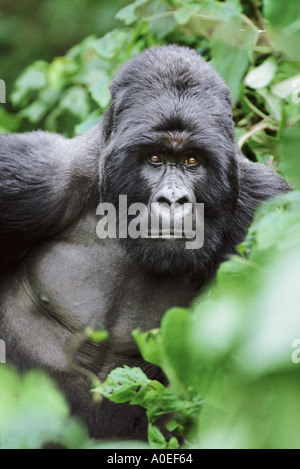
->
[21,238,197,357]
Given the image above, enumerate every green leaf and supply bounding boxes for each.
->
[11,68,47,106]
[85,328,109,344]
[148,423,167,449]
[280,121,300,187]
[59,87,90,120]
[203,0,242,18]
[149,14,177,39]
[246,131,280,163]
[161,307,195,391]
[89,78,111,108]
[132,328,163,368]
[75,111,102,136]
[257,88,282,121]
[116,0,150,26]
[264,1,300,59]
[94,366,150,405]
[0,366,86,449]
[240,248,300,375]
[168,436,180,449]
[254,212,300,252]
[272,74,300,99]
[94,30,130,59]
[264,0,300,28]
[0,108,19,133]
[245,57,278,90]
[211,22,255,104]
[19,100,48,123]
[174,4,201,26]
[48,57,78,90]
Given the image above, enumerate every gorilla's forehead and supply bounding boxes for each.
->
[116,98,232,149]
[115,87,233,145]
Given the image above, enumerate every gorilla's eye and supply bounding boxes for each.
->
[185,156,199,167]
[148,155,162,165]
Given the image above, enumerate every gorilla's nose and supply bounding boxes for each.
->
[152,185,193,208]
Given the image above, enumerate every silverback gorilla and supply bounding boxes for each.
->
[0,45,289,439]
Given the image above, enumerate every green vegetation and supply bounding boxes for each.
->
[1,0,300,449]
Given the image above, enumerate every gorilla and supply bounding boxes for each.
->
[0,45,289,439]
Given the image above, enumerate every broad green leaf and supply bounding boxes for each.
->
[38,88,60,107]
[59,87,90,120]
[89,79,111,108]
[245,57,277,90]
[264,1,300,59]
[19,100,48,123]
[211,22,255,104]
[168,436,180,449]
[192,297,242,359]
[48,57,78,90]
[75,111,102,136]
[132,328,163,368]
[251,191,300,222]
[11,68,47,106]
[264,0,300,28]
[148,423,167,449]
[0,367,85,449]
[94,30,130,59]
[149,14,177,39]
[0,108,19,132]
[284,102,300,125]
[257,88,281,121]
[247,130,281,161]
[272,74,300,99]
[116,0,150,26]
[280,121,300,187]
[254,212,300,252]
[240,249,300,375]
[174,4,201,26]
[203,0,242,18]
[161,307,196,391]
[97,366,164,407]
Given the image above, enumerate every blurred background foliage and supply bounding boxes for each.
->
[0,0,128,94]
[1,0,300,450]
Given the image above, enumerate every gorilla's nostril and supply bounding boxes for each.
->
[154,188,193,206]
[177,195,190,205]
[157,195,172,205]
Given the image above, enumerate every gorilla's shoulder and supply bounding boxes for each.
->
[0,128,100,273]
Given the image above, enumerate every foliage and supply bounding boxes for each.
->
[99,192,300,449]
[0,0,128,96]
[1,0,300,450]
[0,365,149,449]
[0,366,88,449]
[2,0,300,168]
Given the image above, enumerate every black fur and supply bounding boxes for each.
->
[100,46,288,280]
[0,45,289,440]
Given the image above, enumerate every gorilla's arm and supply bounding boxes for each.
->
[0,130,99,273]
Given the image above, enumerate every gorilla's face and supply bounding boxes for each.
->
[100,46,239,278]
